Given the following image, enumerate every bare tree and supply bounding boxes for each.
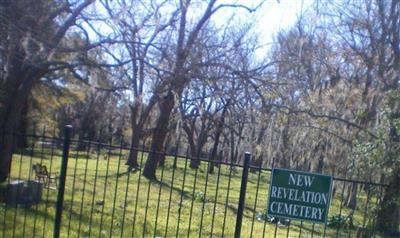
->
[100,0,180,169]
[180,82,215,168]
[317,1,400,234]
[142,0,264,179]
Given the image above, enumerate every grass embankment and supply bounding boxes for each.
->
[0,148,382,237]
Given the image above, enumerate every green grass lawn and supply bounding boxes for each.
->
[0,147,383,237]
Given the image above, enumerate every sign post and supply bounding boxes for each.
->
[267,168,332,224]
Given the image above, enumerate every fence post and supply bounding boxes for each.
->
[53,125,72,238]
[234,152,251,238]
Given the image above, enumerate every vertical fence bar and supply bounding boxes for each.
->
[164,139,181,237]
[22,126,36,237]
[3,132,15,237]
[221,159,234,238]
[40,128,56,237]
[286,219,290,238]
[234,152,251,238]
[53,125,72,238]
[142,167,153,238]
[87,140,102,237]
[175,147,189,237]
[198,158,211,238]
[1,131,6,237]
[153,149,167,237]
[336,179,347,237]
[43,128,57,238]
[32,126,46,237]
[187,155,200,238]
[165,147,180,238]
[362,184,372,229]
[371,185,384,238]
[120,147,133,237]
[323,169,336,238]
[250,162,263,238]
[298,220,303,237]
[210,162,222,237]
[12,135,25,238]
[99,138,113,236]
[66,141,80,238]
[131,141,146,238]
[310,223,315,238]
[77,141,91,236]
[109,141,124,237]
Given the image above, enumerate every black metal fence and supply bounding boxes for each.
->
[0,126,388,237]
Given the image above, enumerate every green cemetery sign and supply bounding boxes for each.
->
[267,168,333,224]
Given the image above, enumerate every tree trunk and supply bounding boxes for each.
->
[316,154,324,173]
[0,100,24,182]
[345,182,357,210]
[376,108,400,236]
[250,155,263,173]
[126,105,142,168]
[208,101,229,174]
[126,132,140,169]
[0,73,40,182]
[142,91,174,179]
[250,123,267,173]
[229,129,235,166]
[16,99,29,149]
[0,132,14,182]
[188,137,199,169]
[190,142,203,169]
[376,166,400,236]
[159,132,173,167]
[280,116,291,168]
[190,152,200,169]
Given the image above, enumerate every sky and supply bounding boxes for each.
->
[84,0,316,64]
[210,0,315,58]
[255,0,315,46]
[79,0,316,103]
[92,0,315,42]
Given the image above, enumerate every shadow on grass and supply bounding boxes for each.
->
[95,167,140,179]
[151,179,192,200]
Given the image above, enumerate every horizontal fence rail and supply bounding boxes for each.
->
[0,129,388,237]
